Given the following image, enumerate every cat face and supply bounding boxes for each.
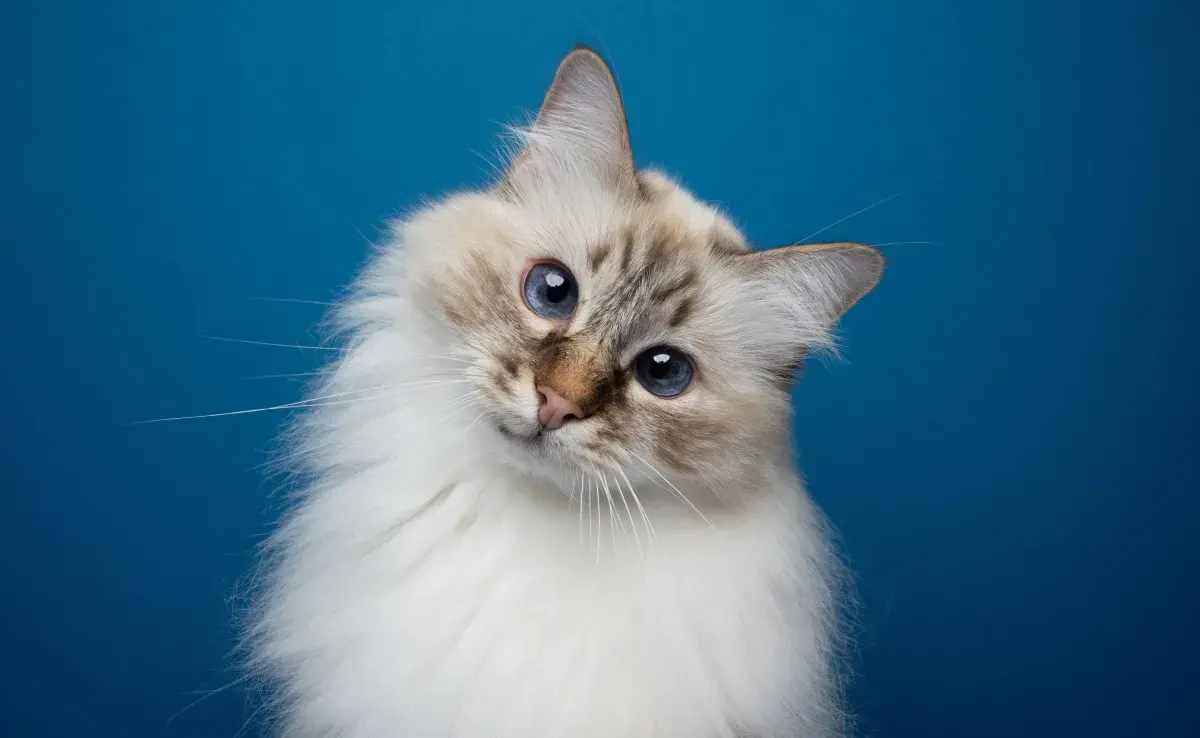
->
[400,49,883,494]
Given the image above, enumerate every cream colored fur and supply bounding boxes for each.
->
[243,48,882,738]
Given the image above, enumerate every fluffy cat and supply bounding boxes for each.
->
[244,47,884,738]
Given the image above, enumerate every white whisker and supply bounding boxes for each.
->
[462,410,489,434]
[241,371,325,381]
[431,390,483,418]
[593,469,620,558]
[250,297,337,307]
[627,450,715,530]
[617,464,657,544]
[577,472,585,545]
[434,394,484,426]
[200,335,348,352]
[590,476,600,565]
[595,468,631,549]
[586,476,594,552]
[798,191,903,244]
[871,240,949,248]
[125,380,469,425]
[611,471,642,557]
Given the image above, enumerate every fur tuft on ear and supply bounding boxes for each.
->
[741,242,884,346]
[502,47,635,195]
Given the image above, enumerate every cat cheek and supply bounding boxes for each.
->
[489,371,513,397]
[645,407,729,476]
[496,355,522,380]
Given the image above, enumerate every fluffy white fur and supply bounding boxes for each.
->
[243,48,880,738]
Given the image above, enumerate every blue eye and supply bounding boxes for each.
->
[634,346,693,397]
[522,262,578,320]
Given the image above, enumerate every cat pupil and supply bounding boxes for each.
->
[651,354,672,378]
[545,273,567,302]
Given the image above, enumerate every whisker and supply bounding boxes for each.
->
[597,470,631,546]
[200,335,347,352]
[241,371,325,381]
[249,297,337,307]
[627,450,715,530]
[350,222,379,252]
[871,240,950,248]
[592,468,620,558]
[576,472,584,545]
[610,471,643,557]
[165,674,252,725]
[592,477,602,565]
[617,464,657,544]
[431,390,483,417]
[434,394,484,426]
[586,475,594,552]
[462,409,489,434]
[570,474,577,540]
[798,191,904,244]
[126,380,469,425]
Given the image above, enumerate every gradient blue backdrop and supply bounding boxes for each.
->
[2,1,1196,736]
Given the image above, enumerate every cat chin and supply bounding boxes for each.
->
[484,422,626,497]
[487,421,579,486]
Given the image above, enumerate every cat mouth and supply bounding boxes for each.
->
[497,424,544,446]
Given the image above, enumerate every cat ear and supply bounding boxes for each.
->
[741,242,885,328]
[502,47,636,194]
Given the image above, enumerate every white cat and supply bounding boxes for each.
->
[243,47,884,738]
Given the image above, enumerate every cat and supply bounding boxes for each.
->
[242,47,884,738]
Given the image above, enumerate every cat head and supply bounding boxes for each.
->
[397,48,883,496]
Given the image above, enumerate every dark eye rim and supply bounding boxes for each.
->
[632,345,697,399]
[520,259,578,321]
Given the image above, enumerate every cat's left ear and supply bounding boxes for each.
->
[502,47,636,194]
[740,242,885,326]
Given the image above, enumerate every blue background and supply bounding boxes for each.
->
[2,1,1196,736]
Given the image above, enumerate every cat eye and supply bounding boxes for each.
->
[522,261,578,320]
[634,346,694,398]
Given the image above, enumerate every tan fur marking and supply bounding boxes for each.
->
[537,339,610,414]
[619,226,635,273]
[548,361,595,406]
[669,298,693,328]
[652,272,698,303]
[589,241,612,271]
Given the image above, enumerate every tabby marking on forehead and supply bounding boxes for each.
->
[650,271,699,303]
[668,297,693,328]
[618,226,635,274]
[588,241,612,271]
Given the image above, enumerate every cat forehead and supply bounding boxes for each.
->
[573,221,714,340]
[408,174,757,353]
[526,198,748,345]
[507,168,746,252]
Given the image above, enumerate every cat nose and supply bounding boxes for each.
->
[536,386,586,430]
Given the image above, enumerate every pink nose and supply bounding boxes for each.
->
[536,386,585,430]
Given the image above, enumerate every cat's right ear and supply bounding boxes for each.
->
[500,47,637,196]
[737,242,885,347]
